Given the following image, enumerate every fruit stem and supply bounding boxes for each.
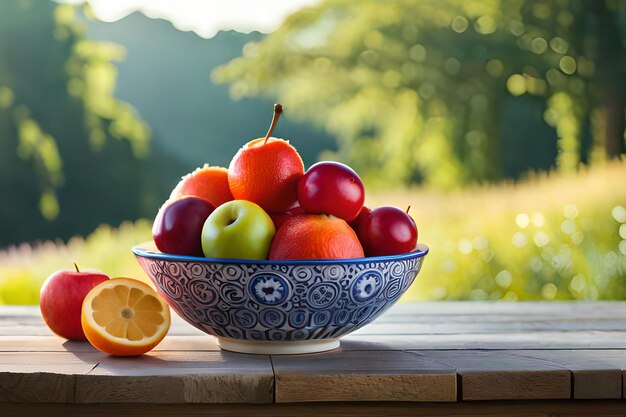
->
[74,263,80,273]
[406,206,411,214]
[263,104,283,145]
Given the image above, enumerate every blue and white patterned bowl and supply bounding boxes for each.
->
[133,242,429,354]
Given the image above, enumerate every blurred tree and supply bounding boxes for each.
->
[81,12,338,171]
[214,0,625,188]
[0,0,182,246]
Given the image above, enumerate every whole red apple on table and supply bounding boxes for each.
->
[297,161,365,222]
[40,266,109,340]
[355,206,418,257]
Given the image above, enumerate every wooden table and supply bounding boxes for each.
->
[1,302,626,416]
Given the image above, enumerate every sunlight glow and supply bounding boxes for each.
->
[59,0,321,38]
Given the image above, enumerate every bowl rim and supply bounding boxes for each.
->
[132,241,429,265]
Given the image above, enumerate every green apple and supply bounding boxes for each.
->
[201,200,276,260]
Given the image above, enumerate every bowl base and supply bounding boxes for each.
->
[216,337,340,355]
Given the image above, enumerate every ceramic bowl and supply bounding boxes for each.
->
[133,242,429,354]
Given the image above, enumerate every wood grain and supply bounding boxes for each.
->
[17,332,626,351]
[0,352,96,403]
[6,332,626,353]
[382,301,626,317]
[0,335,219,352]
[341,331,626,350]
[509,350,626,399]
[75,351,274,403]
[0,309,204,336]
[272,349,456,403]
[2,400,626,417]
[412,350,571,401]
[2,304,626,405]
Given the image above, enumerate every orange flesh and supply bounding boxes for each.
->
[90,286,164,341]
[81,278,170,356]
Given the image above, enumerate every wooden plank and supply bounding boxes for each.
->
[0,335,219,352]
[384,301,626,317]
[75,351,274,403]
[509,350,626,399]
[4,304,626,349]
[155,335,219,351]
[0,308,203,336]
[412,350,571,401]
[0,327,52,336]
[0,336,98,352]
[376,309,626,321]
[353,321,626,334]
[6,304,626,336]
[10,321,626,337]
[6,332,626,353]
[341,332,626,350]
[0,352,96,403]
[272,349,456,403]
[5,304,626,335]
[3,400,626,417]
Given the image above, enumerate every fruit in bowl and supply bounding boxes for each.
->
[201,200,275,260]
[228,104,304,214]
[152,196,215,257]
[139,103,427,354]
[170,164,233,207]
[298,161,365,222]
[354,206,419,257]
[269,214,364,260]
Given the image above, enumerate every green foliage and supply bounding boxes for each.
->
[0,1,185,247]
[0,220,152,305]
[214,0,625,189]
[0,1,149,215]
[1,162,624,305]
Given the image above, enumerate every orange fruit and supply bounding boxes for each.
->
[170,164,233,207]
[81,278,171,356]
[269,214,364,260]
[228,137,304,213]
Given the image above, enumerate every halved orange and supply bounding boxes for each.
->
[81,278,171,356]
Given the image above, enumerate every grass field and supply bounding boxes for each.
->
[1,160,625,304]
[369,160,626,301]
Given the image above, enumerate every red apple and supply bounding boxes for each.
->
[40,266,109,340]
[152,196,215,256]
[355,206,418,257]
[297,161,365,222]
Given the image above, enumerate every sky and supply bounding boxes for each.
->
[59,0,322,38]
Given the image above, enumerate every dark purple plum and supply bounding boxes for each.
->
[152,196,215,257]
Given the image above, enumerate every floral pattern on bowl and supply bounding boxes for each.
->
[133,242,428,354]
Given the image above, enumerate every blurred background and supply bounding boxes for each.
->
[0,0,624,304]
